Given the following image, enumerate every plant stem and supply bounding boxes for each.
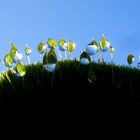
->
[27,55,30,64]
[40,54,42,62]
[0,60,5,65]
[68,52,70,60]
[56,48,62,60]
[111,53,113,64]
[10,67,16,74]
[98,50,103,63]
[64,51,67,60]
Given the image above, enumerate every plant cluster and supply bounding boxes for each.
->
[0,34,139,80]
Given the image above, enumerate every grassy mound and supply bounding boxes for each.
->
[1,60,140,136]
[0,59,140,96]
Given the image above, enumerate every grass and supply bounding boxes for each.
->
[0,59,140,97]
[1,60,140,136]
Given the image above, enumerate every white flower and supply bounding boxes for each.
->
[86,45,98,55]
[101,41,111,52]
[40,45,47,54]
[132,57,135,62]
[25,48,32,55]
[12,51,23,63]
[43,64,56,72]
[80,58,90,65]
[15,51,22,60]
[58,42,67,51]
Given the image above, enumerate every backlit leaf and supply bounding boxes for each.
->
[10,42,17,58]
[67,40,75,53]
[47,38,57,48]
[43,48,57,65]
[110,46,115,53]
[16,62,26,77]
[59,38,65,47]
[37,41,45,54]
[100,35,106,49]
[4,53,13,67]
[127,53,134,65]
[88,40,98,47]
[80,51,91,62]
[25,44,32,55]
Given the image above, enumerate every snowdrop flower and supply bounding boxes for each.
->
[110,46,115,63]
[4,53,13,68]
[137,54,140,69]
[100,34,111,52]
[25,44,32,64]
[43,64,56,72]
[43,48,57,72]
[25,44,32,55]
[47,38,57,49]
[58,38,67,51]
[15,62,26,77]
[86,40,98,55]
[67,40,76,53]
[80,51,91,65]
[38,41,47,54]
[80,58,90,65]
[12,51,23,63]
[127,53,134,66]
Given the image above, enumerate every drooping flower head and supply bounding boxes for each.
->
[25,44,32,56]
[9,42,22,63]
[47,38,57,49]
[37,41,47,54]
[43,48,57,72]
[58,37,67,51]
[100,34,111,52]
[110,46,115,54]
[9,42,17,58]
[12,50,23,63]
[15,62,26,77]
[86,40,98,55]
[4,53,13,68]
[127,53,134,65]
[67,40,76,53]
[80,51,91,65]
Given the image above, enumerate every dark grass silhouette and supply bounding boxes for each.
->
[0,60,140,136]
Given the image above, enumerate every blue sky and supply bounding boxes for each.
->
[0,0,140,70]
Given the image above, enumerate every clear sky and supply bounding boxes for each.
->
[0,0,140,70]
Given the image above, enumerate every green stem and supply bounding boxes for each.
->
[27,55,30,64]
[10,67,16,74]
[56,48,62,60]
[39,54,43,63]
[98,50,103,63]
[64,51,67,60]
[111,53,113,64]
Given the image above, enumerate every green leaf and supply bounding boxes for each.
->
[100,35,106,49]
[4,53,13,67]
[67,40,75,53]
[127,53,134,65]
[25,44,31,55]
[59,37,65,46]
[80,51,91,62]
[10,42,17,58]
[43,48,57,65]
[5,72,12,84]
[47,38,57,48]
[88,40,98,47]
[16,62,26,77]
[37,41,44,53]
[110,46,115,53]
